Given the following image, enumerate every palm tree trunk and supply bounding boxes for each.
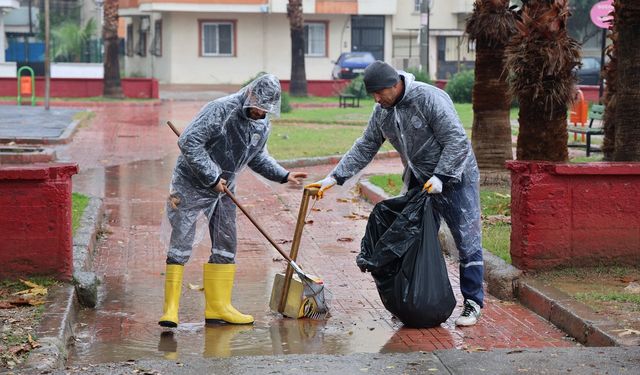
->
[103,0,123,98]
[611,0,640,161]
[466,0,515,170]
[504,0,580,162]
[471,40,514,169]
[287,0,307,97]
[516,98,569,161]
[601,23,617,160]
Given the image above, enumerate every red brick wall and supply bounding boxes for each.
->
[280,79,350,97]
[0,163,78,280]
[506,161,640,270]
[0,78,159,99]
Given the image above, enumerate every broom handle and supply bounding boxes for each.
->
[279,188,314,313]
[166,121,295,264]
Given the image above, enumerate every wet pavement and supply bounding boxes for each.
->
[0,105,81,143]
[50,101,575,366]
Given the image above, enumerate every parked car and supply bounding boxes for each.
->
[575,57,602,86]
[331,52,376,80]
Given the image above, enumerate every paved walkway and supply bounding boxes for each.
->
[0,105,80,143]
[48,101,575,365]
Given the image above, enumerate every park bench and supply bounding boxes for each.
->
[568,104,605,157]
[339,80,366,108]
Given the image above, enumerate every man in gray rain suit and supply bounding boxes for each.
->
[159,74,307,327]
[307,61,484,326]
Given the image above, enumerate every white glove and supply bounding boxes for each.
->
[305,176,337,199]
[423,176,443,194]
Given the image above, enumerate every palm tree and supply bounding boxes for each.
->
[287,0,307,96]
[52,18,97,62]
[603,0,640,161]
[103,0,123,98]
[466,0,516,170]
[504,0,581,161]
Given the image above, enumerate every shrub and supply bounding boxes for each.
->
[280,91,292,113]
[405,67,432,85]
[345,75,369,99]
[445,69,474,103]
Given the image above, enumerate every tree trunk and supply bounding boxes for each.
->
[611,0,640,161]
[516,98,569,161]
[287,0,307,97]
[471,39,513,169]
[103,0,123,98]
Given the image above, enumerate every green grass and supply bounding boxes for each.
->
[72,192,90,235]
[289,95,345,104]
[575,291,640,307]
[368,174,403,196]
[368,174,512,263]
[479,190,511,216]
[268,124,392,160]
[277,99,376,125]
[483,223,511,263]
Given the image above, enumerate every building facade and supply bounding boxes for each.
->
[119,0,473,84]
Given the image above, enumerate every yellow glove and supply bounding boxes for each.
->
[422,176,443,194]
[304,176,337,199]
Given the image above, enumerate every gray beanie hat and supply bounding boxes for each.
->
[363,60,400,93]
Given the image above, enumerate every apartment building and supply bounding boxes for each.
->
[120,0,474,84]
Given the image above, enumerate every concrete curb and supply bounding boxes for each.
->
[279,150,399,169]
[358,177,632,348]
[23,196,105,372]
[515,279,638,347]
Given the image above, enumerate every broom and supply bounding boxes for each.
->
[166,121,329,319]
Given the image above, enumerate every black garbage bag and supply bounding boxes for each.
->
[356,188,456,328]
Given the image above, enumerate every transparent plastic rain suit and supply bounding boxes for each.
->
[166,74,289,265]
[330,72,484,306]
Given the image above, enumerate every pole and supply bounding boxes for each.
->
[419,1,430,75]
[598,28,606,102]
[44,0,50,110]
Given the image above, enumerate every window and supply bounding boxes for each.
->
[414,0,421,12]
[201,21,234,56]
[135,18,149,57]
[151,20,162,56]
[126,24,133,57]
[304,22,326,57]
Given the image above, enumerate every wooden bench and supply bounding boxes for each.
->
[568,104,605,157]
[339,80,366,108]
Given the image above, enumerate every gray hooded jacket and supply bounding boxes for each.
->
[330,71,478,189]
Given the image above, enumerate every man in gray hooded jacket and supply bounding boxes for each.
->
[307,61,483,326]
[159,74,307,328]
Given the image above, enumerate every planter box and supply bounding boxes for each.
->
[0,163,78,280]
[506,161,640,270]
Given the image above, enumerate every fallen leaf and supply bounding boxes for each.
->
[275,239,292,245]
[188,283,204,291]
[620,276,637,283]
[337,237,354,242]
[623,282,640,294]
[0,301,16,309]
[612,328,640,337]
[305,220,314,225]
[311,208,322,212]
[336,198,350,203]
[28,334,40,349]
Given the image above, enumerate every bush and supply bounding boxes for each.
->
[445,69,474,103]
[345,75,369,99]
[280,91,292,113]
[405,67,432,85]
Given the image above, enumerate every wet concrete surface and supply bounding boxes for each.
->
[0,105,81,142]
[54,101,575,366]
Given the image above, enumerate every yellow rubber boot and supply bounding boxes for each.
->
[203,263,254,325]
[159,264,184,327]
